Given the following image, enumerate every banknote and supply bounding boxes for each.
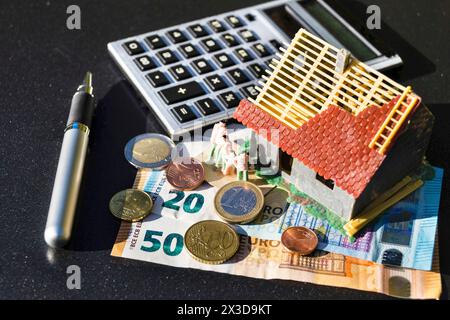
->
[239,168,443,271]
[111,169,442,299]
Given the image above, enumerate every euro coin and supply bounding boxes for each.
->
[214,181,264,224]
[124,133,175,169]
[109,189,153,222]
[166,158,205,191]
[184,220,240,264]
[281,226,318,255]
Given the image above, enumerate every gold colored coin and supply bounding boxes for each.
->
[109,189,153,222]
[184,220,240,264]
[214,181,264,224]
[133,138,170,163]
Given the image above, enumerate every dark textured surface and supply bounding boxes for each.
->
[0,0,449,299]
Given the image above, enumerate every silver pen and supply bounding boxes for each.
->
[45,72,95,248]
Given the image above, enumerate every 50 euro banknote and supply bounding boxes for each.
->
[111,169,441,299]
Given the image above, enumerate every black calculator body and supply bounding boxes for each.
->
[108,0,402,138]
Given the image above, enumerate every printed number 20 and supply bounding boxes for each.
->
[140,230,183,256]
[162,190,204,214]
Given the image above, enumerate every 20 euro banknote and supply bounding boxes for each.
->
[111,169,441,299]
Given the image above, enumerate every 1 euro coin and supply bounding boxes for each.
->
[214,181,264,224]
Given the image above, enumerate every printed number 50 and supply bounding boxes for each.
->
[140,230,183,256]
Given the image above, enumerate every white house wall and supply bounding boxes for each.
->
[290,159,356,221]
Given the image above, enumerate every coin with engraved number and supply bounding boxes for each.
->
[184,220,240,264]
[281,226,318,255]
[124,133,175,169]
[214,181,264,224]
[109,189,153,222]
[166,158,205,190]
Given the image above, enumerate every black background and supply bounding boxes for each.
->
[0,0,449,299]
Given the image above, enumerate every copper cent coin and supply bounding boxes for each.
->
[166,158,205,190]
[281,226,318,255]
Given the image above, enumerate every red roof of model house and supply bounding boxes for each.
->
[234,96,411,198]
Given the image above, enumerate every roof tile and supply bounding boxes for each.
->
[233,98,401,198]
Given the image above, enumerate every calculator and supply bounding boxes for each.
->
[108,0,403,138]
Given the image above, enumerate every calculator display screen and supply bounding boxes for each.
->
[263,6,304,40]
[263,1,378,61]
[301,0,377,61]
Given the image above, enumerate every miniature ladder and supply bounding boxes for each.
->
[369,86,418,154]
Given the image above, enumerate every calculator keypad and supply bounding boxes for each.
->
[226,15,243,28]
[191,59,214,74]
[157,49,179,65]
[159,81,206,104]
[239,29,257,42]
[179,44,200,58]
[169,65,192,81]
[123,41,145,55]
[201,38,222,53]
[218,91,240,109]
[235,48,253,62]
[221,33,240,47]
[134,55,156,71]
[167,30,188,43]
[205,75,228,91]
[113,12,279,134]
[188,24,209,38]
[146,35,166,49]
[147,71,170,87]
[227,68,250,84]
[214,53,235,68]
[252,43,270,57]
[196,98,221,116]
[171,105,198,123]
[208,19,227,33]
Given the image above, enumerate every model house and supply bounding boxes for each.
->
[233,29,434,221]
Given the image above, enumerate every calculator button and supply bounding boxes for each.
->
[201,38,222,52]
[252,43,270,57]
[235,48,253,62]
[191,59,214,74]
[159,82,206,104]
[270,39,283,51]
[213,53,235,68]
[145,35,166,49]
[208,19,226,33]
[179,44,200,59]
[195,98,221,116]
[171,105,198,123]
[248,63,266,78]
[188,24,209,38]
[167,29,188,43]
[134,55,157,71]
[157,49,179,65]
[226,15,243,28]
[238,29,257,42]
[218,91,240,109]
[169,65,192,81]
[226,68,250,84]
[205,75,228,91]
[241,84,259,99]
[146,71,170,88]
[245,14,256,22]
[221,33,240,47]
[123,41,145,55]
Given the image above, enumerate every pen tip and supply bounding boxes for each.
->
[78,71,93,95]
[84,71,92,87]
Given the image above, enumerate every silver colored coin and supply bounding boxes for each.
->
[124,133,175,169]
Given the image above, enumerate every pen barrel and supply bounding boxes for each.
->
[44,125,89,248]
